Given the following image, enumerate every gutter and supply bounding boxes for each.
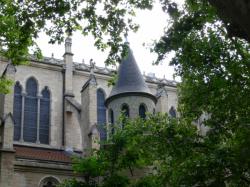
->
[62,68,65,147]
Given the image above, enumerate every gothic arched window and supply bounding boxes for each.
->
[39,87,50,144]
[169,106,177,118]
[13,82,22,141]
[13,78,51,144]
[139,104,146,119]
[97,89,107,141]
[23,77,38,143]
[121,104,129,117]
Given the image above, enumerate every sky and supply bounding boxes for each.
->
[35,2,176,80]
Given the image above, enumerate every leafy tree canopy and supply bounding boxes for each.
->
[60,113,249,187]
[61,0,249,186]
[152,1,250,184]
[0,0,155,66]
[208,0,250,42]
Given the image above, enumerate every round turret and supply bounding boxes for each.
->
[106,46,156,122]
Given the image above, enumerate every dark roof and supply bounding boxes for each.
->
[106,46,156,104]
[14,146,72,163]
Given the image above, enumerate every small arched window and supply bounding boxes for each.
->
[121,104,129,117]
[40,87,50,144]
[121,104,129,128]
[109,109,114,134]
[139,104,146,119]
[109,109,114,124]
[97,89,107,141]
[23,77,38,143]
[169,106,177,118]
[39,176,59,187]
[13,82,22,141]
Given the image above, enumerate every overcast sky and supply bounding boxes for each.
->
[36,2,176,80]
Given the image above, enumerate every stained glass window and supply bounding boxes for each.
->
[13,78,51,144]
[40,87,50,144]
[13,82,22,141]
[23,77,38,143]
[109,109,114,134]
[97,89,107,141]
[139,104,146,119]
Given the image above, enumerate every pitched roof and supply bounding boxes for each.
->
[106,46,156,104]
[14,146,72,163]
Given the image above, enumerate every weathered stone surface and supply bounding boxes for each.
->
[108,95,156,122]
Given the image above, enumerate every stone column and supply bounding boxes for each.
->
[63,37,74,97]
[63,37,75,148]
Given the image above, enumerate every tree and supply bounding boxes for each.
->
[1,0,246,92]
[59,116,148,187]
[61,0,249,186]
[152,0,250,185]
[208,0,250,42]
[0,0,154,93]
[61,112,249,187]
[0,0,154,66]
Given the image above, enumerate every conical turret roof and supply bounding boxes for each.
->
[106,46,156,105]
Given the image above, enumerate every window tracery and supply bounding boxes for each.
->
[13,78,51,144]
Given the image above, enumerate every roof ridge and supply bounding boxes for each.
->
[13,54,177,86]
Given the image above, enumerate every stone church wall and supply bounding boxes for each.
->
[13,164,76,187]
[0,61,7,75]
[0,58,178,151]
[167,89,178,112]
[72,70,112,103]
[108,96,156,122]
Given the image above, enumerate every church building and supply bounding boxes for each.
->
[0,37,177,187]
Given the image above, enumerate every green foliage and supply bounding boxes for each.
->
[72,156,104,185]
[102,174,130,187]
[107,71,118,87]
[0,0,154,66]
[0,0,156,93]
[132,176,162,187]
[60,114,198,187]
[58,178,95,187]
[0,77,13,94]
[153,0,250,186]
[61,110,250,187]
